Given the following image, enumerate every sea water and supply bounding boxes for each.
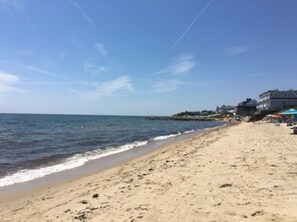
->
[0,114,224,187]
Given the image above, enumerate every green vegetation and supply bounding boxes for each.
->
[173,110,216,117]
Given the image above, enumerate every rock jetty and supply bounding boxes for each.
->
[145,116,215,121]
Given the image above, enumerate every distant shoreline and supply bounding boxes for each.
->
[145,116,216,121]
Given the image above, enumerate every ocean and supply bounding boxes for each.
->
[0,114,224,187]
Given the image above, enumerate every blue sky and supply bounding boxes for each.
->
[0,0,296,115]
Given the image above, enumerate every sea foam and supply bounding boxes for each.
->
[0,124,229,187]
[152,132,181,141]
[0,140,148,187]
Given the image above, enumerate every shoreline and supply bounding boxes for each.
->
[0,114,225,190]
[1,122,297,221]
[0,122,228,195]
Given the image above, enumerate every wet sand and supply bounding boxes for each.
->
[1,122,297,221]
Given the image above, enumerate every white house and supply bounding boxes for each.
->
[257,89,297,111]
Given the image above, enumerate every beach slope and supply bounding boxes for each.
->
[1,123,297,221]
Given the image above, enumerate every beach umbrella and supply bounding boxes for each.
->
[280,109,297,121]
[279,109,297,115]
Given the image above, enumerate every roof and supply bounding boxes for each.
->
[238,99,257,107]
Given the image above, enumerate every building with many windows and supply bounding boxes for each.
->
[257,89,297,111]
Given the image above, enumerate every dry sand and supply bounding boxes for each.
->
[0,122,297,222]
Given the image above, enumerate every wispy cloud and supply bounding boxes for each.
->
[76,76,133,99]
[0,71,24,93]
[152,79,183,93]
[84,62,108,75]
[23,81,74,85]
[0,60,67,79]
[68,0,95,29]
[171,0,215,49]
[152,55,195,93]
[155,55,196,75]
[225,45,251,56]
[95,43,108,58]
[22,64,66,78]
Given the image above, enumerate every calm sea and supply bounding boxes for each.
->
[0,114,224,187]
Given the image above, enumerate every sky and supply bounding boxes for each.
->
[0,0,297,115]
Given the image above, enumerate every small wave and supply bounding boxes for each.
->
[184,130,195,134]
[0,125,224,187]
[0,140,148,187]
[152,132,182,141]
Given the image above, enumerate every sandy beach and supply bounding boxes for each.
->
[0,122,297,222]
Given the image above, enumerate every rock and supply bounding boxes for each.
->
[251,210,264,216]
[92,194,99,199]
[220,183,233,188]
[79,200,88,204]
[74,213,87,221]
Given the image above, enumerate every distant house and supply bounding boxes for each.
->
[216,105,235,114]
[236,98,257,116]
[257,89,297,111]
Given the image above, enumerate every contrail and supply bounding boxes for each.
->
[171,0,215,49]
[68,0,96,29]
[0,60,68,79]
